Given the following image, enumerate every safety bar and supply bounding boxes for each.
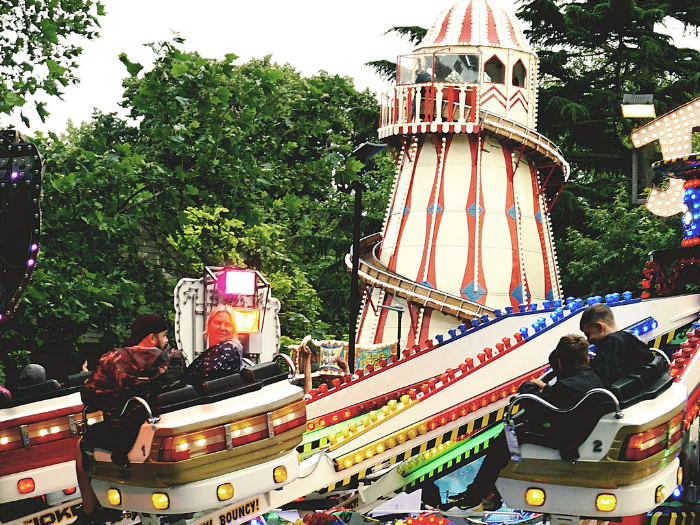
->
[651,348,672,367]
[77,405,98,436]
[506,387,623,422]
[272,353,296,383]
[119,396,161,424]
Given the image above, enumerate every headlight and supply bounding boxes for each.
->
[656,485,666,504]
[525,488,545,506]
[596,494,616,512]
[274,466,288,483]
[217,484,234,501]
[152,493,169,510]
[107,489,121,506]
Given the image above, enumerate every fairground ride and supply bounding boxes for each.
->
[4,2,700,525]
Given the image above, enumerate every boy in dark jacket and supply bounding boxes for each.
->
[440,334,604,513]
[580,303,653,387]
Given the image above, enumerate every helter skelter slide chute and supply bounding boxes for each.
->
[5,1,700,525]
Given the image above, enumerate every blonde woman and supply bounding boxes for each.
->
[184,305,243,383]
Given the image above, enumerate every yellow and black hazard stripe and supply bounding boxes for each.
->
[649,508,699,525]
[649,322,693,349]
[401,430,498,493]
[317,406,507,494]
[298,435,330,458]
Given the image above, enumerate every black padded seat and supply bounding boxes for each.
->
[240,362,287,386]
[14,380,62,404]
[65,371,92,388]
[612,374,673,409]
[0,390,12,408]
[197,373,261,400]
[513,355,672,460]
[610,355,672,408]
[152,384,200,413]
[515,392,616,460]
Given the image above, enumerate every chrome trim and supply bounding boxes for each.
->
[120,397,160,424]
[272,352,296,382]
[20,424,30,448]
[266,412,276,438]
[224,423,233,451]
[507,387,623,422]
[68,414,77,437]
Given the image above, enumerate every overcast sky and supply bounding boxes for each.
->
[16,0,466,135]
[12,0,699,136]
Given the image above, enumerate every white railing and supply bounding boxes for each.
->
[380,83,479,132]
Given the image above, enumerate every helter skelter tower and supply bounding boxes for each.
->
[352,0,570,348]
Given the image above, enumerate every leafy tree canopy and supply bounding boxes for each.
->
[0,0,105,126]
[1,40,392,360]
[514,0,698,297]
[517,0,700,173]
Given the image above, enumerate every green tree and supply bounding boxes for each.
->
[513,0,699,297]
[0,0,105,126]
[119,44,390,338]
[2,40,392,355]
[553,176,682,298]
[517,0,700,186]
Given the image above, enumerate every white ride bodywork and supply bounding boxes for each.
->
[496,379,687,517]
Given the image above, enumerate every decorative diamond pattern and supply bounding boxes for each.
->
[467,202,484,217]
[462,281,485,302]
[428,202,443,216]
[510,283,524,304]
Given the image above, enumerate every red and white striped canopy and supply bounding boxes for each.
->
[418,0,532,52]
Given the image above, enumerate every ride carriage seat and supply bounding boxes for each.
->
[511,355,671,461]
[84,362,291,466]
[64,371,92,388]
[13,379,62,403]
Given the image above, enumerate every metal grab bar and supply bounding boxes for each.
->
[651,348,672,368]
[506,387,624,422]
[272,352,296,383]
[119,396,160,424]
[77,405,99,436]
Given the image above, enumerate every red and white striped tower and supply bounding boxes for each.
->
[353,0,569,348]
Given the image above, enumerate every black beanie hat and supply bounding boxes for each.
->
[123,314,168,347]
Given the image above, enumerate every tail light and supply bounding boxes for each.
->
[271,401,306,434]
[621,411,684,461]
[159,429,225,462]
[159,401,305,462]
[0,411,102,452]
[0,427,23,452]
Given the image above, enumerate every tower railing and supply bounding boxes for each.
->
[379,83,479,138]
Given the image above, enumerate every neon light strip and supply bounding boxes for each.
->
[399,422,503,478]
